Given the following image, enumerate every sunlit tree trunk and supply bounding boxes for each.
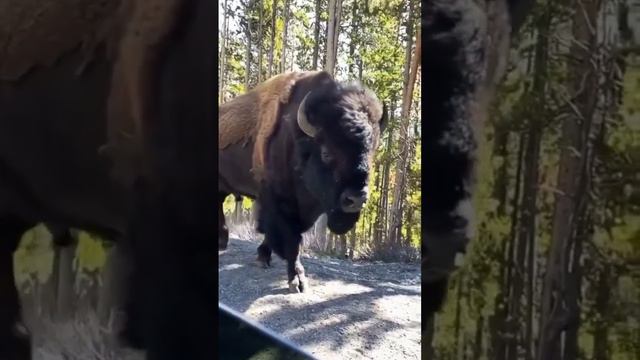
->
[244,0,253,90]
[268,0,277,78]
[325,0,342,75]
[312,0,322,69]
[219,0,229,103]
[280,0,289,73]
[257,0,264,82]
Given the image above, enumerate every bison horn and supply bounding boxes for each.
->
[297,92,318,138]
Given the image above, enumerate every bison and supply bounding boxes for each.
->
[423,0,535,323]
[219,71,387,292]
[0,0,216,359]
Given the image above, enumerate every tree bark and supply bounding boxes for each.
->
[505,6,551,358]
[257,0,264,82]
[536,1,601,358]
[56,244,76,321]
[97,244,128,326]
[348,0,358,76]
[280,0,290,73]
[219,0,229,103]
[244,0,253,90]
[268,0,277,78]
[312,0,321,69]
[388,12,419,249]
[325,0,342,75]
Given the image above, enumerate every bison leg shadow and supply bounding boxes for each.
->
[0,216,34,360]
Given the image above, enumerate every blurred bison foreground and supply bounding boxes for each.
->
[0,0,216,359]
[423,0,534,322]
[219,71,387,293]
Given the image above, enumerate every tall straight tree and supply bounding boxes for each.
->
[280,0,290,73]
[219,0,230,103]
[244,0,253,90]
[312,0,322,69]
[536,0,602,358]
[325,0,342,75]
[389,2,417,247]
[257,0,264,82]
[268,0,277,78]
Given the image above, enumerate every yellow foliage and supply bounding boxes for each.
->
[74,231,106,272]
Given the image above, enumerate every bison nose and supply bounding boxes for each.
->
[340,187,369,213]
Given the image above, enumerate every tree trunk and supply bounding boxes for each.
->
[280,0,290,73]
[490,131,525,360]
[424,315,436,359]
[315,214,328,251]
[592,264,611,360]
[473,315,484,359]
[56,244,76,321]
[45,245,61,318]
[219,0,229,103]
[97,244,128,326]
[453,272,465,359]
[348,1,358,76]
[312,0,321,69]
[257,0,264,82]
[245,0,253,91]
[325,0,342,75]
[536,1,601,358]
[505,7,550,358]
[388,14,419,249]
[268,0,277,77]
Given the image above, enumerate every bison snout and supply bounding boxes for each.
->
[340,187,369,213]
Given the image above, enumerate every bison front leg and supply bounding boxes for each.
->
[285,245,308,294]
[0,217,34,360]
[219,193,229,250]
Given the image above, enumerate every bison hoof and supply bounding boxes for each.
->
[254,257,270,269]
[288,275,307,293]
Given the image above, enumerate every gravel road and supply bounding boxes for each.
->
[219,232,422,360]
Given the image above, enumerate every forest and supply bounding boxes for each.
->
[219,0,423,262]
[428,1,640,359]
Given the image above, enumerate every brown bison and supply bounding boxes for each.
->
[219,71,387,292]
[0,0,216,359]
[423,0,535,323]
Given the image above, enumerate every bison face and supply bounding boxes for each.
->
[294,82,387,234]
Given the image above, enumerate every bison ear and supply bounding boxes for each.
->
[379,103,388,134]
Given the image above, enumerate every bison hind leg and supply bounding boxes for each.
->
[219,193,230,251]
[255,241,272,268]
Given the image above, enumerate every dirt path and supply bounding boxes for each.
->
[219,235,422,360]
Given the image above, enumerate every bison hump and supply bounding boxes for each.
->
[0,0,122,81]
[218,71,323,182]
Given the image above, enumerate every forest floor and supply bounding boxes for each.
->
[218,225,422,360]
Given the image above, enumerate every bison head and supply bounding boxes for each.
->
[293,78,387,234]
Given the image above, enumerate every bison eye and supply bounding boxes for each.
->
[320,147,333,164]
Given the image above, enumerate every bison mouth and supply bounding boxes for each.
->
[327,209,360,234]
